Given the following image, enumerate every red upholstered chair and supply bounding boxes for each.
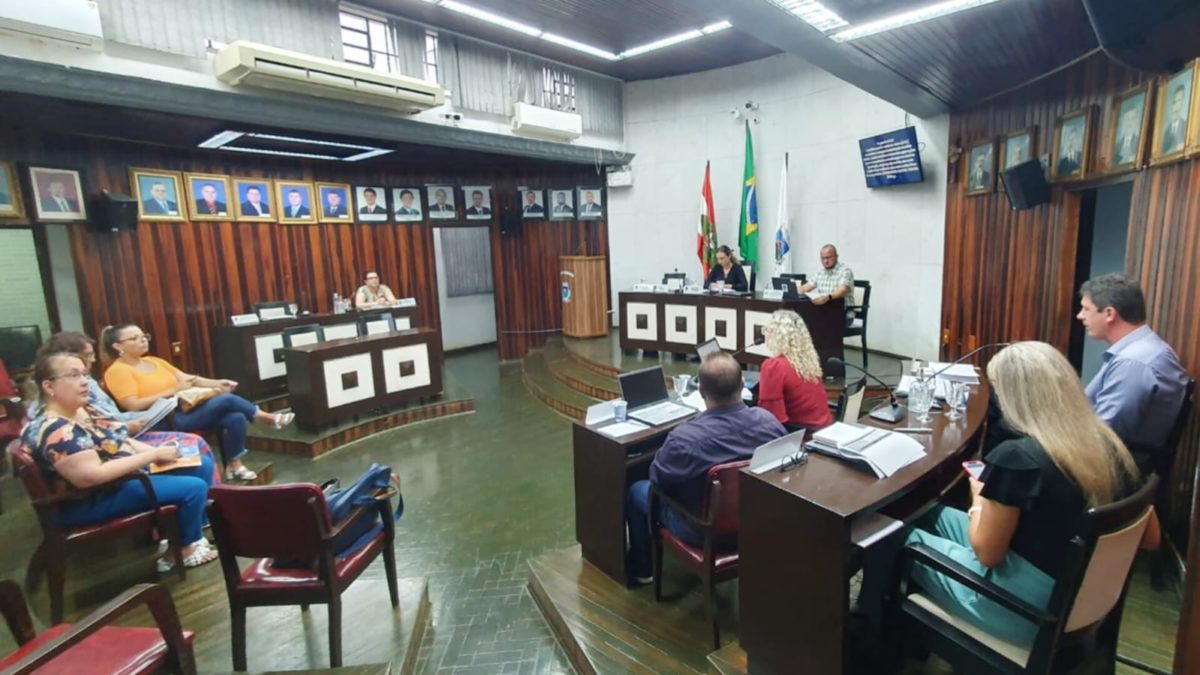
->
[10,443,185,624]
[0,579,196,674]
[0,357,25,514]
[207,483,399,671]
[650,459,750,649]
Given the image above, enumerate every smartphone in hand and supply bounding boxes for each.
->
[963,460,985,480]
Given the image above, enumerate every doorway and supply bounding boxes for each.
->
[1068,182,1133,379]
[432,225,497,351]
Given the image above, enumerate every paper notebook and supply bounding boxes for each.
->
[806,429,925,479]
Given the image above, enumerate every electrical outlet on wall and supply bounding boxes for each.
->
[171,341,182,355]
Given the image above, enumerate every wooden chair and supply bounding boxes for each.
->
[887,475,1158,674]
[649,460,750,650]
[207,482,399,671]
[0,579,196,674]
[832,375,867,423]
[10,443,185,624]
[845,280,872,367]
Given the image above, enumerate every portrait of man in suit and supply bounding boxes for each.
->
[1160,81,1190,155]
[578,189,603,219]
[0,163,15,214]
[143,182,178,215]
[1003,133,1031,170]
[428,186,455,219]
[41,180,78,213]
[284,189,310,218]
[324,190,348,217]
[965,142,993,194]
[239,185,270,217]
[132,170,182,220]
[195,183,228,215]
[30,167,87,221]
[1111,92,1146,168]
[521,189,544,218]
[357,188,386,214]
[394,188,422,222]
[1056,122,1084,178]
[549,190,574,220]
[464,187,492,220]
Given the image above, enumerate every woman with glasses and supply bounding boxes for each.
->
[355,271,397,309]
[23,351,218,567]
[99,323,294,481]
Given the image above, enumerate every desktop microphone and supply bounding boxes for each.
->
[826,357,905,423]
[729,334,766,360]
[929,342,1011,379]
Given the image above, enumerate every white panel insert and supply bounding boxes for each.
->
[254,333,285,379]
[323,353,375,408]
[743,310,773,357]
[625,302,657,341]
[324,322,359,340]
[663,304,698,345]
[704,307,739,351]
[381,343,432,393]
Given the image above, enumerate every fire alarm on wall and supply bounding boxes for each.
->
[606,165,632,188]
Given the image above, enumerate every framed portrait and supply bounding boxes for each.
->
[393,187,423,222]
[276,181,316,223]
[548,189,575,219]
[461,185,493,221]
[426,185,456,220]
[28,166,87,222]
[130,168,185,222]
[1150,60,1198,165]
[1050,107,1095,182]
[316,182,353,223]
[519,188,545,219]
[963,140,996,196]
[232,178,275,222]
[1105,83,1152,174]
[185,173,233,221]
[0,161,25,219]
[1000,127,1037,171]
[577,187,604,219]
[353,185,388,222]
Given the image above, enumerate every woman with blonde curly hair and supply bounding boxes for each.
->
[758,310,832,432]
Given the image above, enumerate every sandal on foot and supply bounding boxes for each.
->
[156,557,174,573]
[273,412,295,429]
[226,465,258,482]
[183,546,218,568]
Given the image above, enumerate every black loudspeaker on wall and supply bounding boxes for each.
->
[1001,159,1051,210]
[499,207,520,235]
[90,190,138,233]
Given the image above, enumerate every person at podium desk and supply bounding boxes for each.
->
[758,310,832,434]
[705,245,748,292]
[798,243,853,307]
[355,271,397,310]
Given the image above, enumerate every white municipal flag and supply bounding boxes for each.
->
[774,154,791,270]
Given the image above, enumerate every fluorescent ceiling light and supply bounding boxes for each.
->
[198,130,245,148]
[220,146,343,161]
[621,29,703,58]
[541,32,620,61]
[700,21,732,34]
[245,132,377,151]
[438,0,542,37]
[342,148,395,162]
[767,0,848,33]
[830,0,1003,41]
[197,130,391,162]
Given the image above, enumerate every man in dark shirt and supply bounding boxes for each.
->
[625,352,786,583]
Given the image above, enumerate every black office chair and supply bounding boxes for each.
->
[780,273,807,285]
[357,312,397,337]
[661,272,686,287]
[281,324,324,349]
[740,262,756,292]
[831,376,866,422]
[887,475,1157,675]
[1143,377,1195,590]
[0,325,42,374]
[845,280,871,368]
[253,301,292,321]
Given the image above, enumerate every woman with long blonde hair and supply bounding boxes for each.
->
[859,341,1155,647]
[758,310,831,432]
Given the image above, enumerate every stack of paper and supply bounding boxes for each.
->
[807,424,926,479]
[925,362,980,384]
[812,422,876,449]
[597,421,650,439]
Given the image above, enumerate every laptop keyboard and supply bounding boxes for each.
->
[630,401,694,426]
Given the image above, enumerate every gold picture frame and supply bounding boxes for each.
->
[963,139,996,196]
[130,168,186,222]
[232,178,276,222]
[1150,59,1198,166]
[1000,126,1037,172]
[1104,83,1153,175]
[276,181,316,224]
[1050,106,1095,183]
[316,182,353,223]
[184,172,234,221]
[0,161,25,219]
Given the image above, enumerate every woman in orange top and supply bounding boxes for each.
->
[100,323,295,481]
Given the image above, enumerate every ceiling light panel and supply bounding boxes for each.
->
[830,0,1003,42]
[620,29,704,58]
[541,32,620,60]
[701,21,732,35]
[438,0,542,37]
[767,0,848,33]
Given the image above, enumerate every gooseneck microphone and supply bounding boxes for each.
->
[730,334,766,360]
[930,342,1011,379]
[826,357,905,423]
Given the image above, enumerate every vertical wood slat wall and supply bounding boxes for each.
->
[0,128,608,372]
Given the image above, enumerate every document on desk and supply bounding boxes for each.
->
[596,421,650,439]
[806,429,925,479]
[680,390,706,411]
[133,397,178,439]
[924,362,980,384]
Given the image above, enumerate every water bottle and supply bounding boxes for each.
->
[333,293,342,315]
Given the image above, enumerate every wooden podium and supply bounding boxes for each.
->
[560,256,608,338]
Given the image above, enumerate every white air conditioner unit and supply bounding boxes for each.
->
[214,41,445,113]
[512,102,583,141]
[0,0,103,50]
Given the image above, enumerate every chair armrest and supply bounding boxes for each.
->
[0,579,36,646]
[3,583,196,675]
[900,542,1057,625]
[323,488,394,543]
[32,473,161,509]
[0,396,22,420]
[649,484,711,530]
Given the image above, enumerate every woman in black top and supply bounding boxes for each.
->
[705,245,748,292]
[858,341,1157,646]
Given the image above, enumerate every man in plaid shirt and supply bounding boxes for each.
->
[800,244,854,306]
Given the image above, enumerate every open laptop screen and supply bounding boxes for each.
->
[696,338,722,361]
[618,366,669,410]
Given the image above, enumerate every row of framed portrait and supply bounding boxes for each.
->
[0,162,90,221]
[963,58,1200,196]
[127,170,605,224]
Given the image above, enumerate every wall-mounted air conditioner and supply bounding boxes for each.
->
[0,0,103,50]
[214,41,445,113]
[512,102,584,141]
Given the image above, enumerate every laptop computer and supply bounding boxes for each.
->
[749,429,808,474]
[696,338,722,361]
[771,277,800,299]
[618,366,695,426]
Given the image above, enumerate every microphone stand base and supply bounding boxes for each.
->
[868,403,905,424]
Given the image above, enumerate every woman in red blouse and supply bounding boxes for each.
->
[758,310,832,433]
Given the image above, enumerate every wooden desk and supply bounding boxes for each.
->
[281,328,443,433]
[213,307,419,400]
[618,292,845,370]
[738,382,989,674]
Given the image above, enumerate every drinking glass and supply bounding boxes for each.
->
[908,379,934,425]
[944,381,965,421]
[951,382,970,420]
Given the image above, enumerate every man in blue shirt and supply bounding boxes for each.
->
[1077,274,1189,453]
[625,352,786,583]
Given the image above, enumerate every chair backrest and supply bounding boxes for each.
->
[780,273,807,284]
[851,280,871,318]
[835,376,867,422]
[661,272,686,285]
[0,326,43,372]
[357,312,397,337]
[10,443,53,501]
[741,263,755,291]
[281,324,325,348]
[0,358,15,397]
[703,460,751,537]
[1165,379,1196,458]
[208,483,332,560]
[253,301,292,321]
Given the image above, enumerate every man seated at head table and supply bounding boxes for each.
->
[625,352,787,583]
[798,244,853,307]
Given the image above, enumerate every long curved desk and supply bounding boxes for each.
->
[738,380,990,674]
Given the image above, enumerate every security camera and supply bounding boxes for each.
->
[743,100,759,111]
[442,113,462,121]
